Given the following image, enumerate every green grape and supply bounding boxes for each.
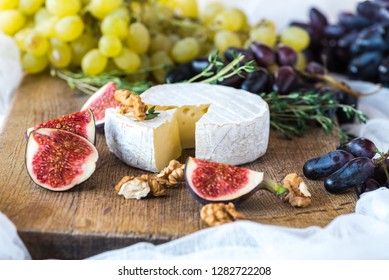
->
[213,8,245,31]
[81,48,108,76]
[170,37,199,63]
[21,52,49,74]
[174,0,198,18]
[54,15,84,42]
[127,53,150,82]
[104,59,120,72]
[295,51,307,71]
[0,10,26,35]
[0,0,18,10]
[35,16,58,37]
[109,7,130,23]
[34,8,50,25]
[249,25,277,47]
[19,0,45,15]
[113,48,141,73]
[200,2,224,24]
[98,34,122,57]
[149,33,172,53]
[101,15,128,39]
[280,26,310,51]
[88,0,122,19]
[214,30,242,53]
[49,39,72,68]
[14,28,34,51]
[46,0,81,17]
[150,50,173,83]
[70,33,96,66]
[127,22,150,55]
[24,33,49,57]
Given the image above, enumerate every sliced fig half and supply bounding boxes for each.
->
[25,109,96,144]
[26,128,99,191]
[81,81,119,128]
[185,157,263,204]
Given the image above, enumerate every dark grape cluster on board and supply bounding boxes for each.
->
[303,137,389,196]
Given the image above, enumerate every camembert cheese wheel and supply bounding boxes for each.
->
[142,83,270,166]
[105,83,270,172]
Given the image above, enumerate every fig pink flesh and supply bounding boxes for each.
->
[82,82,119,123]
[31,130,95,189]
[191,158,250,199]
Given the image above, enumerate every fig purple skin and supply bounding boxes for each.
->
[184,157,262,205]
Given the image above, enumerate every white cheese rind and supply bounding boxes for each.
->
[142,83,270,165]
[105,108,180,172]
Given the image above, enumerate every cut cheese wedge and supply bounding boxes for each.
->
[105,109,182,172]
[142,83,270,166]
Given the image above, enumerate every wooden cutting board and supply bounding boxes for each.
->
[0,74,356,259]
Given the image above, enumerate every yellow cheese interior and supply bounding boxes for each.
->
[153,115,182,171]
[154,105,209,149]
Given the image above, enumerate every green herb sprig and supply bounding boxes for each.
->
[262,91,366,141]
[144,106,160,120]
[51,68,154,95]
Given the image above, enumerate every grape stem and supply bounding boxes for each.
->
[296,69,380,98]
[259,176,289,196]
[373,150,389,180]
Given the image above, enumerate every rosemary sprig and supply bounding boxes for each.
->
[187,51,257,84]
[261,91,366,141]
[51,68,154,95]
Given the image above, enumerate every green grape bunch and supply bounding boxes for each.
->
[0,0,311,84]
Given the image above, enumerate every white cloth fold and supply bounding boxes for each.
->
[0,212,31,260]
[88,188,389,260]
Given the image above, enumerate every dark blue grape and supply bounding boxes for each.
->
[240,68,270,94]
[337,137,377,158]
[357,1,381,18]
[224,47,255,65]
[249,42,276,67]
[303,150,355,180]
[372,159,389,184]
[338,12,372,30]
[273,66,300,94]
[191,57,212,74]
[335,90,358,124]
[324,157,375,194]
[324,24,346,39]
[309,7,328,34]
[218,74,244,88]
[165,63,195,83]
[276,45,297,66]
[350,27,388,54]
[348,51,383,81]
[356,178,381,197]
[337,31,359,48]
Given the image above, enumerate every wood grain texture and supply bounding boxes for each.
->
[0,74,356,259]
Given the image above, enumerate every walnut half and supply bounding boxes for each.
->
[200,203,246,227]
[282,173,312,207]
